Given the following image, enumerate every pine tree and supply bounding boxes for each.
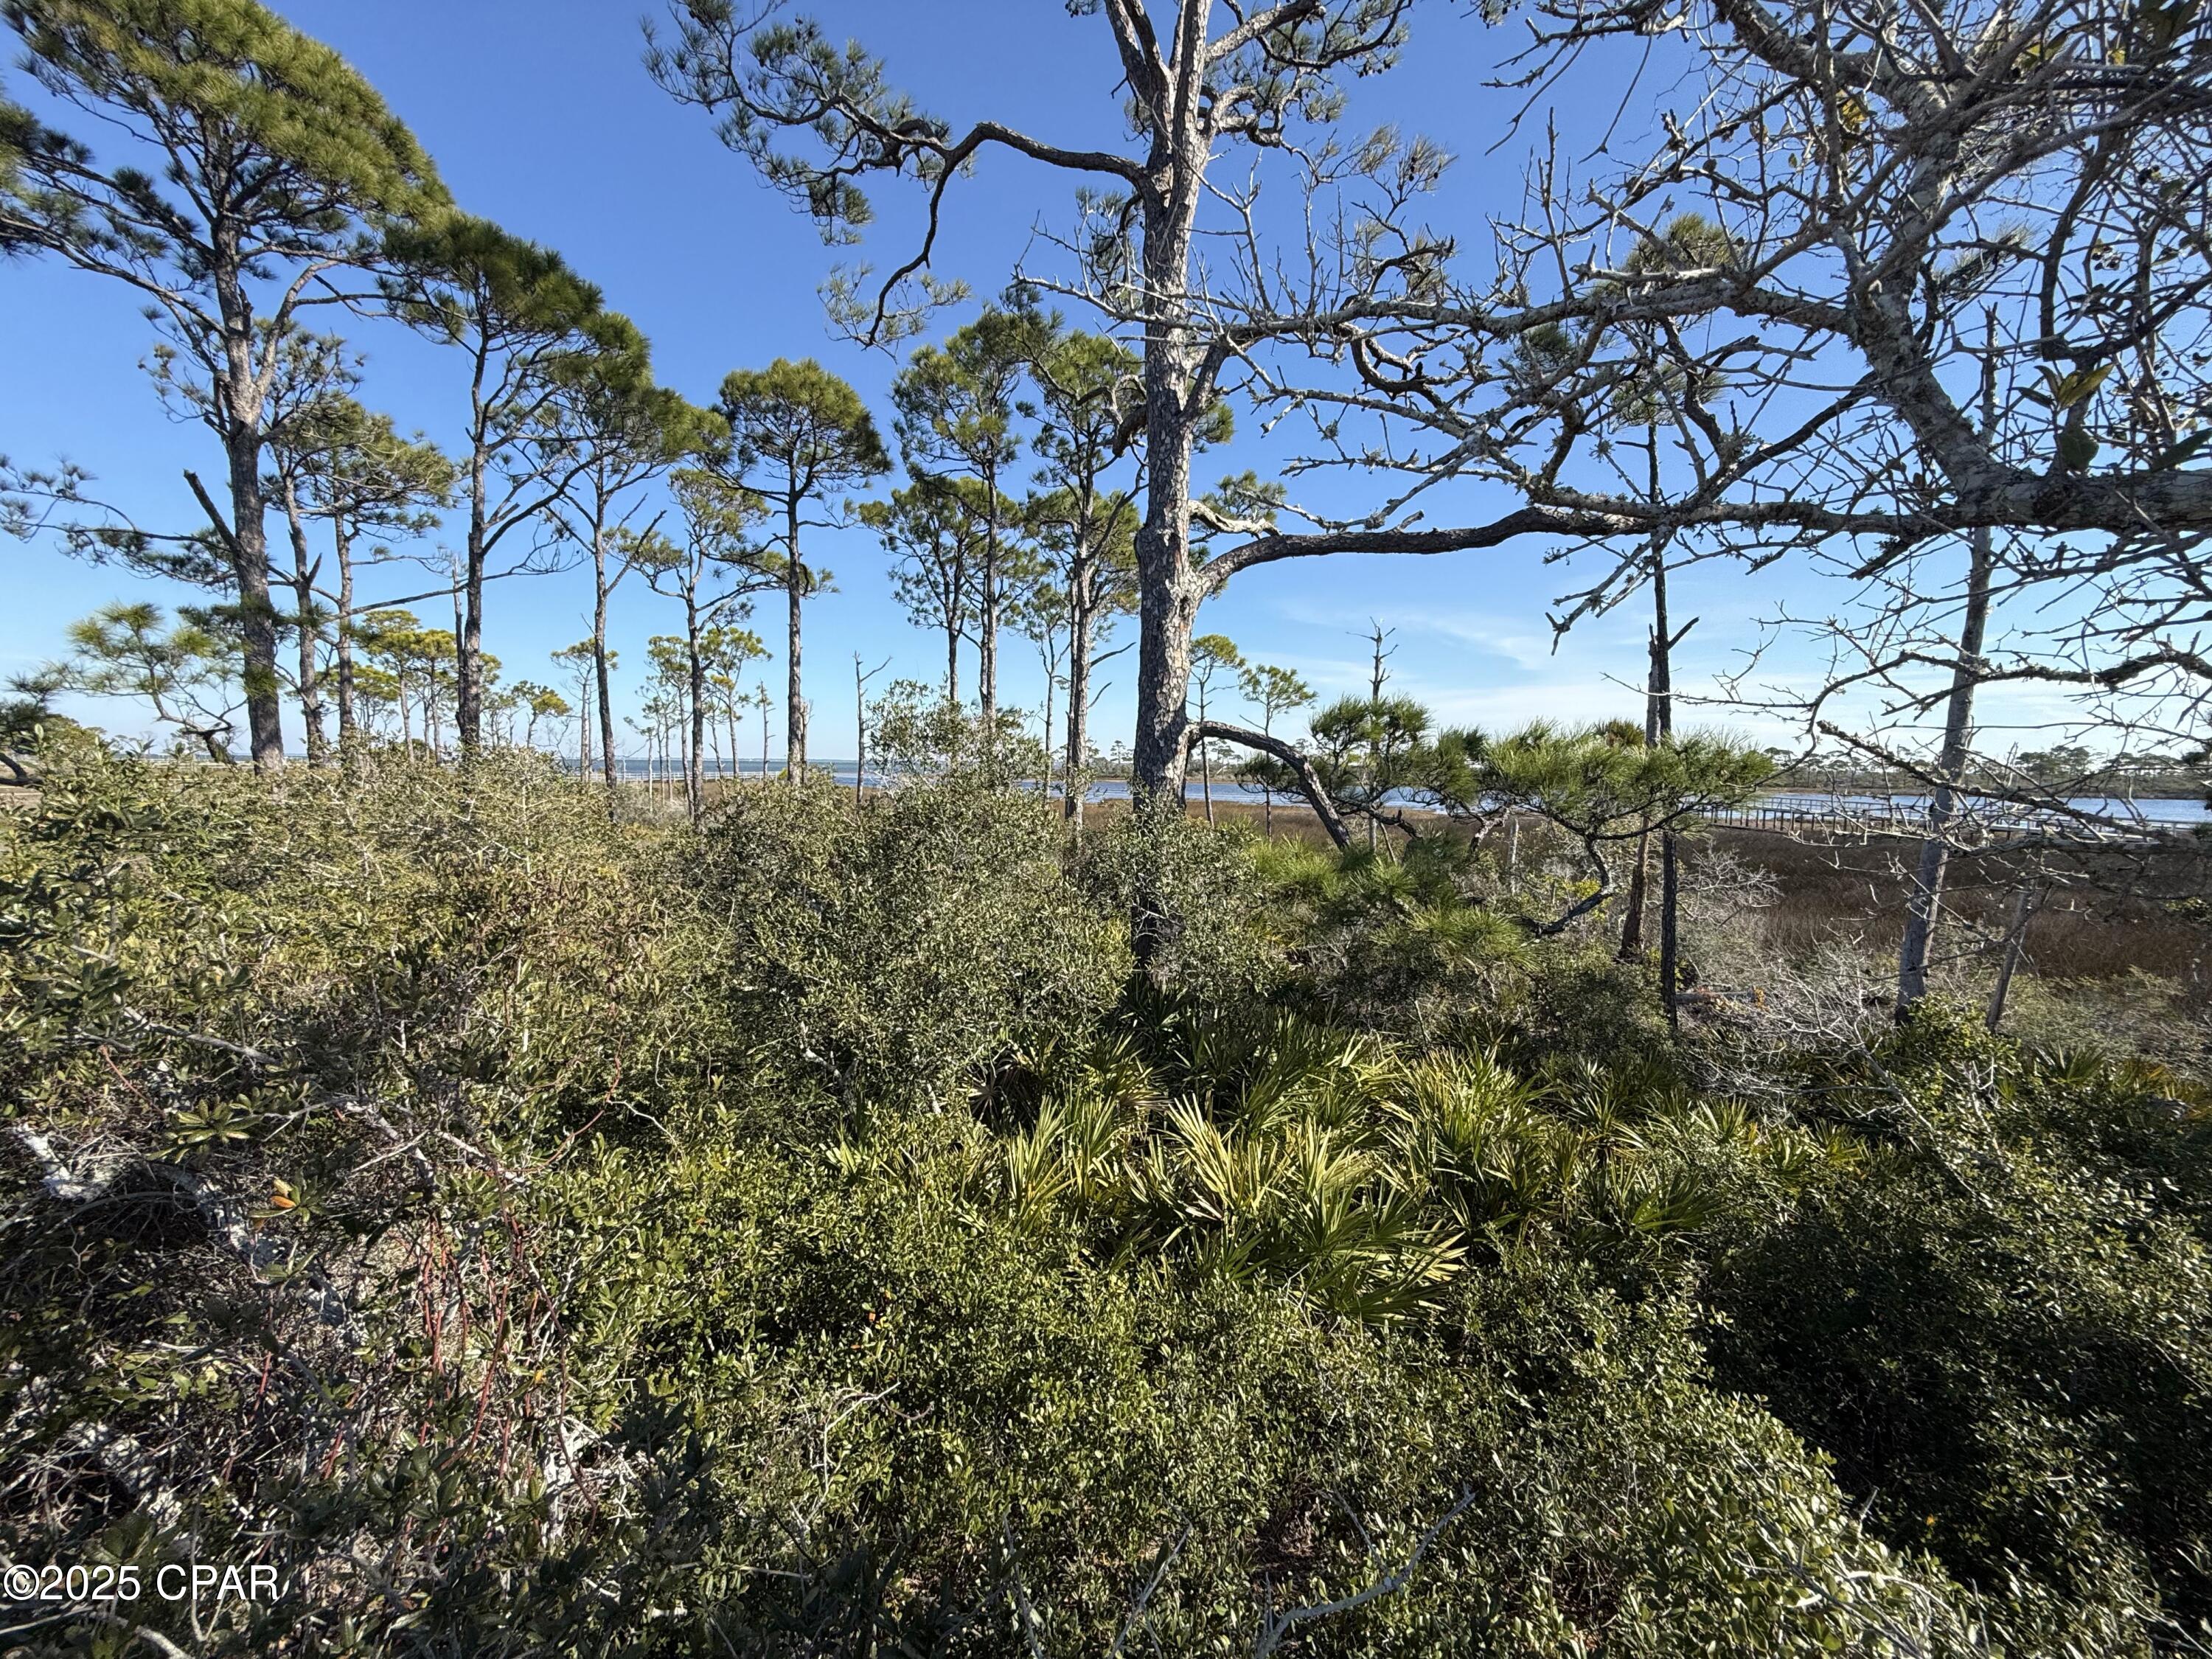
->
[543,365,717,801]
[866,481,976,705]
[380,214,631,753]
[629,467,776,820]
[3,0,447,767]
[1026,323,1141,826]
[713,358,888,776]
[890,310,1040,742]
[291,403,453,756]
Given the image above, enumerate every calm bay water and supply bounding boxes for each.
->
[599,762,2209,824]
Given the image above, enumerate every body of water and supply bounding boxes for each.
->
[1754,790,2208,824]
[581,762,2211,824]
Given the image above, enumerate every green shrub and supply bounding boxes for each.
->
[4,754,2200,1655]
[507,1132,1980,1657]
[698,773,1127,1115]
[1705,1008,2212,1649]
[1077,805,1288,1008]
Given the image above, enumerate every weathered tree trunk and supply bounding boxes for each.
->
[1040,650,1057,795]
[211,438,285,770]
[1650,535,1683,1027]
[278,478,327,766]
[1896,524,1994,1012]
[457,439,490,753]
[979,454,1002,744]
[1191,718,1350,849]
[854,655,869,807]
[455,332,494,755]
[209,238,286,772]
[1131,546,1202,810]
[1622,514,1672,961]
[1619,835,1651,957]
[1899,344,2003,1015]
[1198,681,1216,827]
[1128,128,1208,813]
[1619,604,1658,956]
[1658,830,1681,1031]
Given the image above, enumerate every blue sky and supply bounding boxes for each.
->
[0,1,2081,759]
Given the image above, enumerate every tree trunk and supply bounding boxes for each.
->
[1191,718,1351,849]
[214,428,285,770]
[1065,555,1093,830]
[279,478,327,766]
[1199,684,1215,827]
[1619,837,1651,957]
[1128,159,1208,813]
[1040,650,1057,796]
[1986,880,2038,1032]
[1898,343,2003,1015]
[457,448,489,753]
[686,598,706,822]
[1623,513,1672,961]
[1895,523,1994,1012]
[208,240,285,773]
[333,523,358,757]
[979,459,999,742]
[855,655,868,807]
[1652,539,1682,1026]
[1132,558,1201,810]
[456,332,493,755]
[785,493,807,777]
[594,528,619,806]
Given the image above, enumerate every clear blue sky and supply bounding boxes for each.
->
[0,1,2073,759]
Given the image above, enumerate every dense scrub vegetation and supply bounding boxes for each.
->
[4,742,2208,1657]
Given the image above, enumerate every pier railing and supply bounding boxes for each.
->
[1699,798,2177,847]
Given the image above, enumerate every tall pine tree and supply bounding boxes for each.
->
[713,358,887,776]
[2,0,447,767]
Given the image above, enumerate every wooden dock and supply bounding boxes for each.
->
[1700,798,2184,848]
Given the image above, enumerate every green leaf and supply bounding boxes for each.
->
[2149,428,2212,470]
[2048,364,2114,410]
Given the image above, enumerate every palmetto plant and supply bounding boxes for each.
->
[988,1009,1854,1324]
